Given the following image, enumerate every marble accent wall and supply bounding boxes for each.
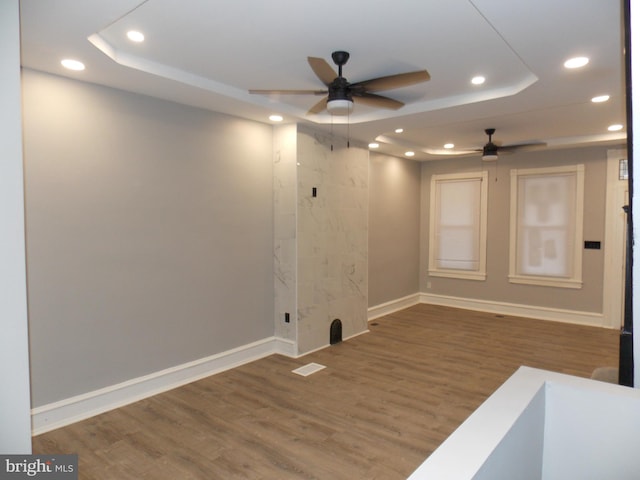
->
[273,124,369,355]
[273,124,297,342]
[296,126,369,354]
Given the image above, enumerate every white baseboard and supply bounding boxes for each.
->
[295,327,370,357]
[368,293,421,321]
[273,336,297,357]
[419,292,606,328]
[32,336,294,436]
[31,294,607,436]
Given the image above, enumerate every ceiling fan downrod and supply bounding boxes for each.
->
[331,51,350,77]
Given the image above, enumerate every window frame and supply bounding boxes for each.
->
[508,164,585,289]
[428,171,488,281]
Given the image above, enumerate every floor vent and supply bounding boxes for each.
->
[292,363,326,377]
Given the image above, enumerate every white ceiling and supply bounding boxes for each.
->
[19,0,626,160]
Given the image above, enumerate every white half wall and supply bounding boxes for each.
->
[542,379,640,479]
[0,0,32,454]
[409,367,640,480]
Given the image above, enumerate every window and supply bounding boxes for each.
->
[509,165,584,288]
[429,171,488,280]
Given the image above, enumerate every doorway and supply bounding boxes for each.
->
[603,149,629,329]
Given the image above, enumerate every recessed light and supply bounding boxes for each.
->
[471,76,485,85]
[591,95,610,103]
[444,143,455,149]
[127,30,145,43]
[395,128,404,134]
[405,151,415,157]
[368,143,379,149]
[61,59,85,71]
[608,124,623,132]
[564,56,589,69]
[269,114,283,122]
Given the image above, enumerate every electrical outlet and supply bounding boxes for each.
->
[427,282,432,289]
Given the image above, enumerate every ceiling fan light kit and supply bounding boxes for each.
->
[326,98,354,115]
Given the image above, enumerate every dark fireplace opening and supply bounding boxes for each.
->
[330,319,342,345]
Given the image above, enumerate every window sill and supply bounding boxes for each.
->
[508,275,582,289]
[429,269,486,281]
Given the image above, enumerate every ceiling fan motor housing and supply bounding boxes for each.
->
[483,142,498,155]
[481,128,498,159]
[328,77,353,102]
[326,77,354,114]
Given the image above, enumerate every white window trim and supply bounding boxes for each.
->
[508,164,584,289]
[428,171,488,281]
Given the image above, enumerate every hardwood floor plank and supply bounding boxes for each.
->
[32,304,619,479]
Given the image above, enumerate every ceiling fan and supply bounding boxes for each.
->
[249,51,430,115]
[477,128,546,161]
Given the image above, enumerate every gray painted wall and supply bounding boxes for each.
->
[420,146,616,313]
[368,152,421,307]
[22,70,274,407]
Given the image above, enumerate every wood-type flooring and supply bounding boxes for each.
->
[32,304,620,479]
